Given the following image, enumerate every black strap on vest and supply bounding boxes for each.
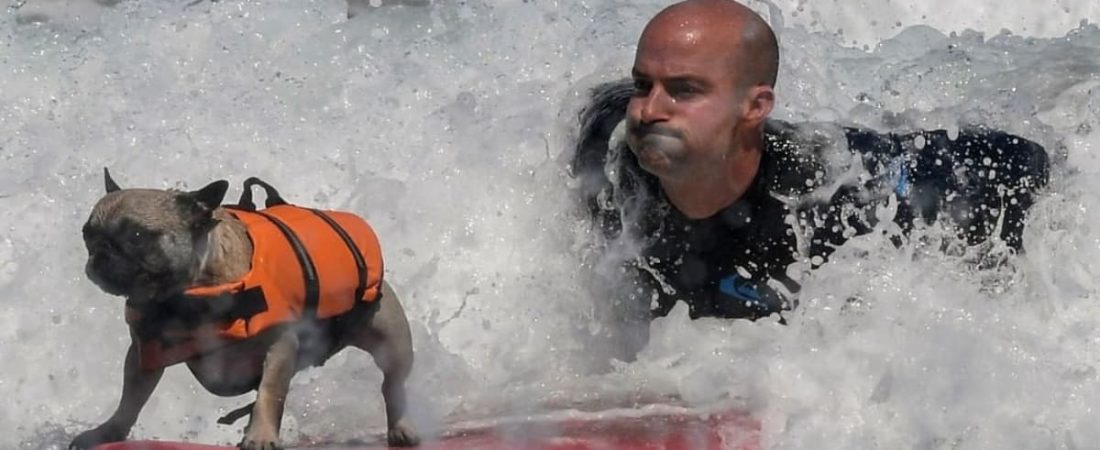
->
[252,210,321,318]
[236,177,288,211]
[229,177,320,318]
[226,177,374,317]
[308,209,370,301]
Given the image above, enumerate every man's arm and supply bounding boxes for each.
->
[895,126,1049,250]
[570,79,662,240]
[805,123,1050,262]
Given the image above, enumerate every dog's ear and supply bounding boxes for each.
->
[104,167,121,193]
[186,180,230,212]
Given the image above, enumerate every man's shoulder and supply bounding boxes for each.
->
[758,119,877,198]
[763,118,900,167]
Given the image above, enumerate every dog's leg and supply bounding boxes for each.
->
[349,281,419,447]
[240,329,299,450]
[70,341,164,450]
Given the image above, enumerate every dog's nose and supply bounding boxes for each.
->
[84,261,104,286]
[84,256,98,273]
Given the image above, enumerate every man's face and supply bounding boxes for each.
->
[626,25,744,181]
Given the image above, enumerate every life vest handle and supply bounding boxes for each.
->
[237,177,289,210]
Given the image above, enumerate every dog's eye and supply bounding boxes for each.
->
[122,230,154,248]
[101,232,139,254]
[119,235,144,252]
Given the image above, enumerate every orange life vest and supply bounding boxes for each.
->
[125,202,384,371]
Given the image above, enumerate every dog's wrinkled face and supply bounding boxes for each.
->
[83,169,227,301]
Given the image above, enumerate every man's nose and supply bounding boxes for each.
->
[634,87,671,123]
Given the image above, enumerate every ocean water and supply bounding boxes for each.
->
[2,0,1098,448]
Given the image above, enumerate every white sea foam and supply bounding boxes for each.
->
[2,0,1097,448]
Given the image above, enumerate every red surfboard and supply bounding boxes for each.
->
[93,407,759,450]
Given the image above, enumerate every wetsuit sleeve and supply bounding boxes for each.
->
[569,79,666,355]
[571,79,634,239]
[895,127,1049,250]
[570,80,674,314]
[797,127,903,267]
[804,125,1049,263]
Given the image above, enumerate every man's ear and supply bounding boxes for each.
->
[187,180,229,212]
[742,85,775,127]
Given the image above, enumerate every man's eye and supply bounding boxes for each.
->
[632,79,652,95]
[668,84,701,99]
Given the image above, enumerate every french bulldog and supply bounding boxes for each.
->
[70,169,420,450]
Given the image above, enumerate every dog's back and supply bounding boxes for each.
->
[212,204,386,324]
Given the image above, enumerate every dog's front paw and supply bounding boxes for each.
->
[387,420,420,447]
[69,423,127,450]
[239,425,281,450]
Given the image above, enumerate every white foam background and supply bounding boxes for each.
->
[2,0,1099,448]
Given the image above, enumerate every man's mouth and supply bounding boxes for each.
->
[635,144,669,166]
[629,131,683,166]
[630,123,682,141]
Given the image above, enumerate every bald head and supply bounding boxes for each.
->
[640,0,779,88]
[626,0,778,216]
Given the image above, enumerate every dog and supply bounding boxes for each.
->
[70,169,420,450]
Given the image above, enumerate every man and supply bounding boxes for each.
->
[571,0,1049,330]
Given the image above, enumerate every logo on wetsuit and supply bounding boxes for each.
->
[892,156,910,198]
[718,273,762,302]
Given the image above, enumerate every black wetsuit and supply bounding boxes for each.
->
[571,80,1049,321]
